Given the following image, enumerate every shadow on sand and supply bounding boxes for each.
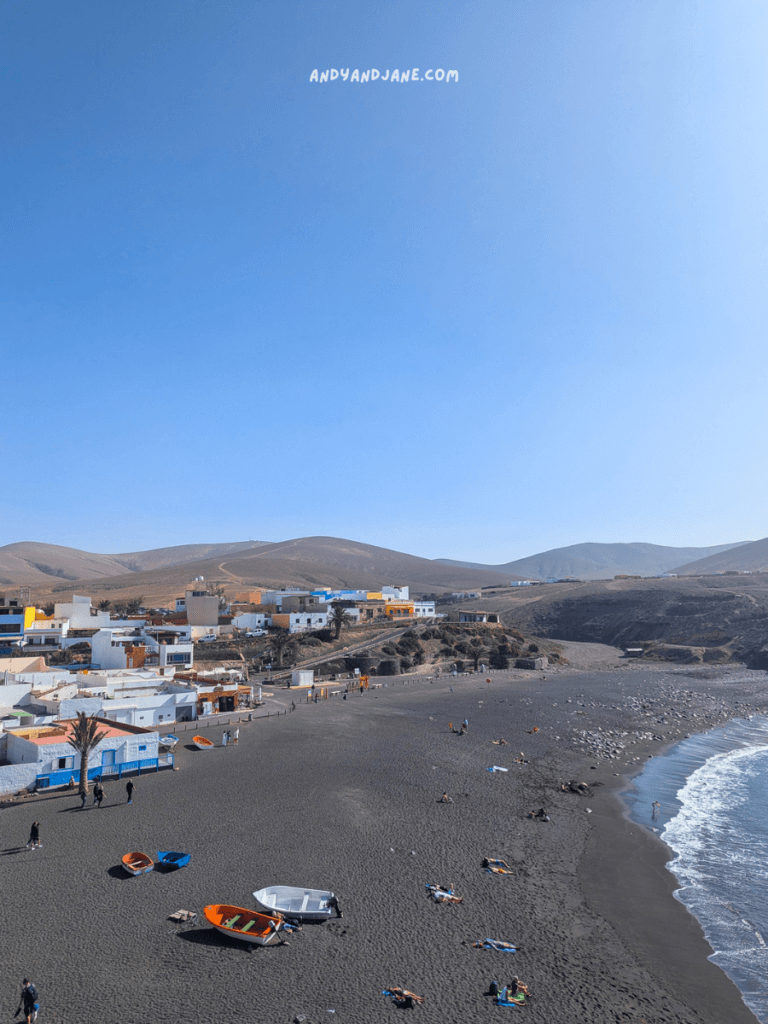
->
[177,929,285,951]
[107,864,143,880]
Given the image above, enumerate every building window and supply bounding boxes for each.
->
[57,756,74,770]
[139,744,147,751]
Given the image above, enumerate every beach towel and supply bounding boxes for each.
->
[487,766,509,772]
[495,987,527,1006]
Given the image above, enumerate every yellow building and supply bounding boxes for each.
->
[384,602,415,619]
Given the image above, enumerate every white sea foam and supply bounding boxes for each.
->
[628,723,768,1021]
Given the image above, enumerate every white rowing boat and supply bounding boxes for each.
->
[253,885,339,921]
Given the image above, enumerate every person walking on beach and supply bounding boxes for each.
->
[221,731,228,747]
[78,787,87,809]
[233,727,239,745]
[26,822,41,850]
[94,782,104,807]
[15,979,39,1023]
[126,780,135,804]
[652,800,661,820]
[463,718,469,732]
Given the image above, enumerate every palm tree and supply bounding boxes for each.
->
[67,712,109,795]
[269,630,295,668]
[329,602,354,640]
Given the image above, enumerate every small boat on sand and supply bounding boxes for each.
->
[159,734,179,750]
[192,735,214,750]
[122,852,154,875]
[203,904,288,945]
[253,885,339,921]
[157,850,191,869]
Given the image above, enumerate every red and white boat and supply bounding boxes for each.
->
[203,904,288,946]
[122,851,154,875]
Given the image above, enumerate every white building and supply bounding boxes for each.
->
[30,669,198,727]
[382,586,410,602]
[232,612,268,631]
[91,627,193,673]
[269,610,329,634]
[23,616,70,647]
[0,718,162,796]
[53,595,112,629]
[413,601,437,618]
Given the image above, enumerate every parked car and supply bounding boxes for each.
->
[198,634,218,643]
[245,629,267,638]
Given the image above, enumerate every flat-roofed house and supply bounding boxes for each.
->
[0,718,166,796]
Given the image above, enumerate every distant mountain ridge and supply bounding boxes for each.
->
[436,540,752,582]
[0,535,762,601]
[0,540,270,587]
[671,537,768,575]
[0,536,512,602]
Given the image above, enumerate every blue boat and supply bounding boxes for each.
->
[159,734,179,750]
[157,850,191,869]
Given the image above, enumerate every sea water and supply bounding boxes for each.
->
[624,715,768,1023]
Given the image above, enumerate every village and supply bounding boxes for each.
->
[0,582,512,800]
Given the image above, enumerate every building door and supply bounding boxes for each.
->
[102,749,116,767]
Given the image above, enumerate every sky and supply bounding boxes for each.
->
[3,0,767,563]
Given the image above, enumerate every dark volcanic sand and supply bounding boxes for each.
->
[3,664,768,1024]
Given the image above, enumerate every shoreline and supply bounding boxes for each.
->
[2,655,767,1022]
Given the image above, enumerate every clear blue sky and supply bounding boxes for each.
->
[3,0,767,562]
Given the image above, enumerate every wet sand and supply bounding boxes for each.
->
[2,662,767,1024]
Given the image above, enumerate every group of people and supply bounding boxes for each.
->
[221,727,239,747]
[73,779,136,809]
[490,977,532,1004]
[527,807,551,822]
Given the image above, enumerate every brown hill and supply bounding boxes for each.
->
[0,542,132,586]
[28,536,512,605]
[672,536,768,575]
[0,540,269,588]
[453,575,768,668]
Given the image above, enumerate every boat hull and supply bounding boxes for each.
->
[122,852,154,875]
[157,850,191,869]
[192,735,214,750]
[203,904,286,946]
[253,885,336,921]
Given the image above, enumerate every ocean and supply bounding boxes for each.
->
[624,716,768,1023]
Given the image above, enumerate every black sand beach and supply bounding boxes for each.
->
[3,659,768,1024]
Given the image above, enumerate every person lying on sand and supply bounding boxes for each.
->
[386,988,424,1007]
[426,884,463,903]
[482,857,512,873]
[527,808,550,821]
[492,738,507,745]
[470,938,520,951]
[439,792,453,803]
[561,781,590,794]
